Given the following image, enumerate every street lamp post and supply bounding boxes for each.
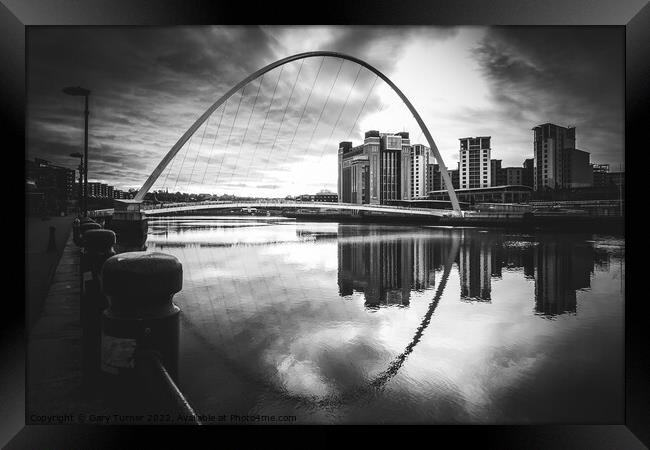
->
[69,152,84,216]
[63,86,91,216]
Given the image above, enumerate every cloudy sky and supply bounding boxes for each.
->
[27,26,624,196]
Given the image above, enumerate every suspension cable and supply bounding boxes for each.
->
[303,59,344,156]
[346,74,379,143]
[227,73,266,185]
[262,58,306,166]
[200,99,227,188]
[317,65,362,164]
[185,113,212,193]
[214,84,247,187]
[278,57,326,173]
[245,64,285,179]
[171,132,195,192]
[289,58,344,191]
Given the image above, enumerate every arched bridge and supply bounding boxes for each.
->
[131,51,462,215]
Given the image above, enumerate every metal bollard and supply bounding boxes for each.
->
[80,229,116,384]
[100,252,182,382]
[46,226,57,253]
[79,222,102,272]
[82,229,116,279]
[80,221,101,236]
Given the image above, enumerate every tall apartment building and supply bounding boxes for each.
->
[427,163,442,192]
[338,130,411,205]
[459,136,491,189]
[410,144,431,199]
[532,123,592,190]
[490,159,506,187]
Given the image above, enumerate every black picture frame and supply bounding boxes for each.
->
[6,0,646,448]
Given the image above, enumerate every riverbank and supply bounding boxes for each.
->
[280,211,624,234]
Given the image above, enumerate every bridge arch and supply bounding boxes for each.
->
[134,51,461,214]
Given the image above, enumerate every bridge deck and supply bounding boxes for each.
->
[89,201,457,218]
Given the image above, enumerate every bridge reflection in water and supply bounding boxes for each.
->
[144,217,623,423]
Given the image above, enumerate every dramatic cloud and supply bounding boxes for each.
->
[26,26,624,195]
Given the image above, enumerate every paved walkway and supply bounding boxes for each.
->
[26,215,76,329]
[27,228,154,420]
[27,232,88,417]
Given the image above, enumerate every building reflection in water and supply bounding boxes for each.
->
[337,226,450,309]
[336,225,610,317]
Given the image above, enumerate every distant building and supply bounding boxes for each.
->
[459,136,491,189]
[113,189,127,199]
[338,130,412,205]
[490,159,506,187]
[81,182,118,198]
[427,163,442,192]
[314,189,338,202]
[567,149,593,188]
[532,123,592,190]
[429,185,532,204]
[522,158,534,188]
[410,144,431,199]
[505,167,524,186]
[607,171,625,189]
[26,158,76,214]
[592,164,610,187]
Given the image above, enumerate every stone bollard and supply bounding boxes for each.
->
[46,226,57,253]
[100,252,182,382]
[80,229,116,384]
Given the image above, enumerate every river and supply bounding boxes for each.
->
[145,216,624,424]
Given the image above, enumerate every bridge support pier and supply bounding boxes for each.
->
[106,200,148,252]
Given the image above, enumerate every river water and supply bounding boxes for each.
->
[145,216,624,424]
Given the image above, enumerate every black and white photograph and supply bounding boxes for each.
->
[18,15,635,437]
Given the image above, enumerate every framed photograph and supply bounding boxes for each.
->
[7,0,647,447]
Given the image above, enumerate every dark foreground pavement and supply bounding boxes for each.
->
[26,215,75,330]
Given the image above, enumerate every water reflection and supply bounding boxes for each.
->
[334,225,613,318]
[144,218,624,423]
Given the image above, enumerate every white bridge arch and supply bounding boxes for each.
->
[134,51,461,214]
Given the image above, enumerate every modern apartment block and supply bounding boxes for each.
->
[338,130,411,205]
[532,123,593,190]
[459,136,491,189]
[410,144,431,199]
[490,159,506,187]
[427,163,442,192]
[505,167,524,186]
